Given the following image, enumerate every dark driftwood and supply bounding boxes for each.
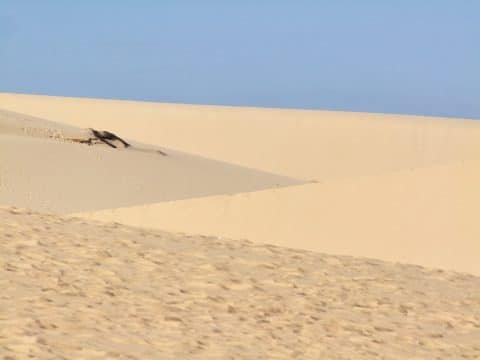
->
[69,128,167,156]
[90,129,131,148]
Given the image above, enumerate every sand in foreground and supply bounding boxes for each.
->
[2,207,480,359]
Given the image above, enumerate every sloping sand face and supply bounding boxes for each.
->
[1,93,479,181]
[0,109,301,213]
[77,159,480,275]
[2,207,480,359]
[0,109,91,141]
[1,93,480,275]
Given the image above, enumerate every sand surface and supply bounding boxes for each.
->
[0,108,300,213]
[4,94,475,273]
[1,93,480,181]
[1,93,480,358]
[2,207,480,359]
[77,159,480,275]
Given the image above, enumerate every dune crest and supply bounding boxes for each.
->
[1,93,479,181]
[0,109,165,154]
[0,107,301,214]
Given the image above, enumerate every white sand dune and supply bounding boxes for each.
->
[0,108,301,213]
[76,159,480,275]
[1,93,479,181]
[2,207,480,359]
[1,93,479,274]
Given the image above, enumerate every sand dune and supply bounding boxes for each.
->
[2,93,480,357]
[1,93,479,181]
[0,108,91,141]
[76,159,480,275]
[0,109,301,213]
[2,93,479,273]
[2,207,480,359]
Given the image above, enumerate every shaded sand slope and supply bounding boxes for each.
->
[78,159,480,275]
[1,93,479,181]
[0,110,301,214]
[2,207,480,359]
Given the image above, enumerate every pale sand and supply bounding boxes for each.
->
[0,109,300,213]
[1,93,479,181]
[1,93,480,358]
[77,159,480,275]
[2,207,480,359]
[2,94,479,273]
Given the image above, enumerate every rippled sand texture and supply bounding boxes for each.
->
[2,207,480,359]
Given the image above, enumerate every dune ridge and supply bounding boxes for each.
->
[0,107,301,213]
[2,93,479,275]
[1,93,479,181]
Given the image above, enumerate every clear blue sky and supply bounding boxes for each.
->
[1,1,479,118]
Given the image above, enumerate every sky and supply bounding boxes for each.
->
[1,1,479,119]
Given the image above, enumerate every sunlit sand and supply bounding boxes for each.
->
[1,93,480,358]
